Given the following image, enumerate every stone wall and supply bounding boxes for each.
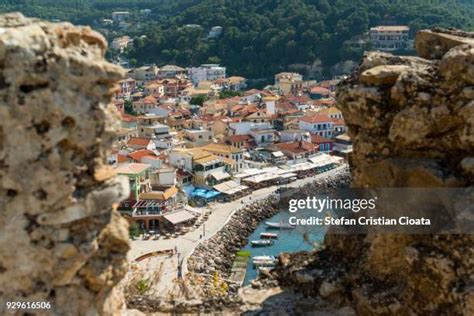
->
[259,29,474,315]
[0,13,130,315]
[331,29,474,314]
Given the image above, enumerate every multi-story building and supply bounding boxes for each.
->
[116,163,152,201]
[157,65,186,79]
[184,128,213,146]
[188,64,226,85]
[333,133,353,158]
[223,76,247,91]
[127,65,159,86]
[112,11,130,21]
[137,114,170,138]
[200,143,245,172]
[370,26,410,51]
[274,72,303,95]
[299,115,334,138]
[274,141,318,161]
[169,148,229,186]
[115,78,136,99]
[111,36,133,51]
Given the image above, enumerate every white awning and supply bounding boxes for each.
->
[271,151,284,157]
[287,162,317,172]
[213,180,248,195]
[279,172,298,179]
[210,169,231,181]
[163,210,195,225]
[243,173,281,184]
[184,205,203,215]
[234,168,266,179]
[308,153,334,167]
[330,156,344,163]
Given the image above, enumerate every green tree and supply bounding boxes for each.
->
[190,95,207,106]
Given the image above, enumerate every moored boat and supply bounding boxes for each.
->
[250,240,274,247]
[260,232,278,239]
[252,255,277,267]
[265,221,296,229]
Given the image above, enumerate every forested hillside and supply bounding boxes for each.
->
[1,0,472,79]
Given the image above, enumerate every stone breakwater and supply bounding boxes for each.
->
[187,197,280,279]
[187,171,352,285]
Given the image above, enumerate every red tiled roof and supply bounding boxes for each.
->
[315,99,336,106]
[127,137,152,147]
[275,141,318,154]
[310,87,331,95]
[128,149,155,162]
[244,89,262,95]
[143,95,158,104]
[177,169,192,177]
[310,134,335,144]
[226,134,251,143]
[332,118,346,126]
[300,114,332,124]
[117,154,131,163]
[121,114,138,122]
[231,104,244,112]
[287,95,311,103]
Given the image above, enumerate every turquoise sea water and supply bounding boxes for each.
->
[241,208,328,285]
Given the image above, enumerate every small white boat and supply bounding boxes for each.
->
[253,255,275,261]
[260,232,278,239]
[265,221,296,229]
[252,255,277,267]
[250,240,274,247]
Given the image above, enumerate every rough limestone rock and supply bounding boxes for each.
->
[247,29,474,315]
[334,29,473,314]
[0,13,130,315]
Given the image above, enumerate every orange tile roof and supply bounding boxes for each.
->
[128,149,155,162]
[143,95,158,104]
[332,118,346,126]
[310,87,331,95]
[117,154,131,163]
[121,114,138,122]
[127,137,152,147]
[226,134,251,143]
[300,114,332,124]
[310,134,335,144]
[275,141,318,154]
[115,163,151,175]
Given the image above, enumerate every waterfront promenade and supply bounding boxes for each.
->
[127,164,348,297]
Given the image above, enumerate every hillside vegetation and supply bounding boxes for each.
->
[1,0,473,78]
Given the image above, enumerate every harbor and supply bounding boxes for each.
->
[241,207,328,285]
